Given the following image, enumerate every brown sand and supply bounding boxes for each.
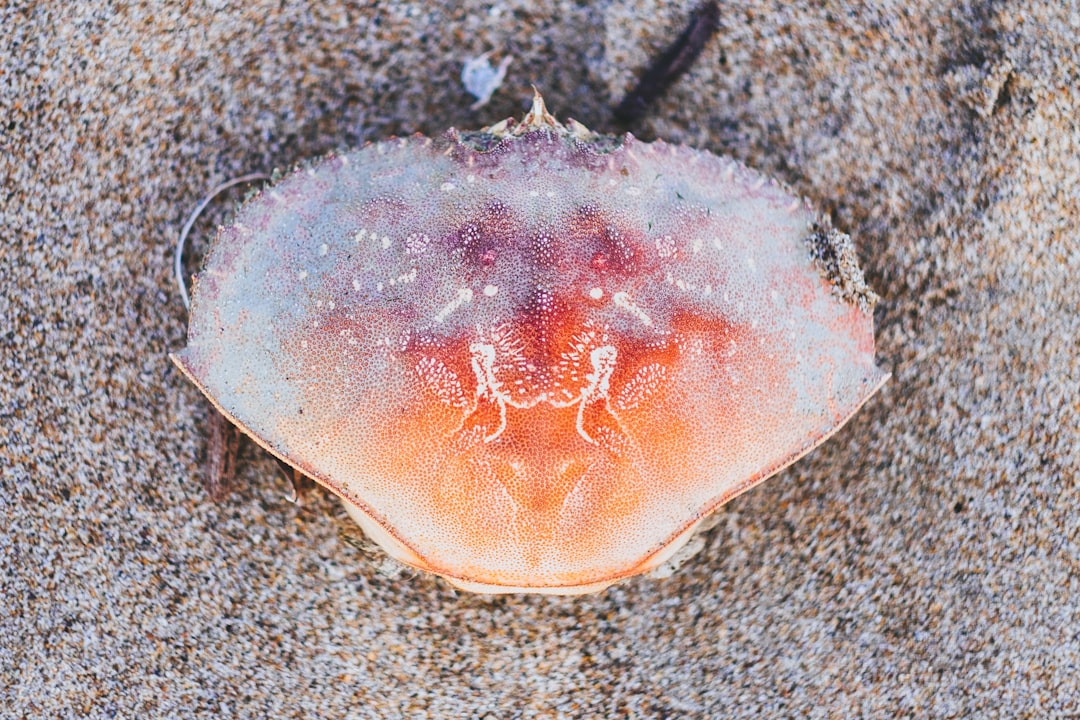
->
[3,1,1078,717]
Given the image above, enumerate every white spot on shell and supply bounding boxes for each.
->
[298,271,308,281]
[434,287,474,323]
[441,182,456,192]
[656,235,676,257]
[483,284,499,297]
[404,233,430,254]
[381,236,391,249]
[612,291,653,327]
[589,287,604,300]
[319,243,329,256]
[389,268,418,286]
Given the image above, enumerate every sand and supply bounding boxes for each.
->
[3,1,1078,717]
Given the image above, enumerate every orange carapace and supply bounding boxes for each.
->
[172,93,888,594]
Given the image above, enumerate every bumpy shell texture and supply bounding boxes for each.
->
[172,95,888,594]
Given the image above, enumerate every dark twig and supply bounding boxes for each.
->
[614,1,721,126]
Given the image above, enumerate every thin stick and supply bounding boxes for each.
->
[614,1,721,126]
[174,172,270,311]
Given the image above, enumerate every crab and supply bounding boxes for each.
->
[171,86,887,595]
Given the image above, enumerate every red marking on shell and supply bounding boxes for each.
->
[448,201,519,272]
[567,204,645,278]
[172,101,887,593]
